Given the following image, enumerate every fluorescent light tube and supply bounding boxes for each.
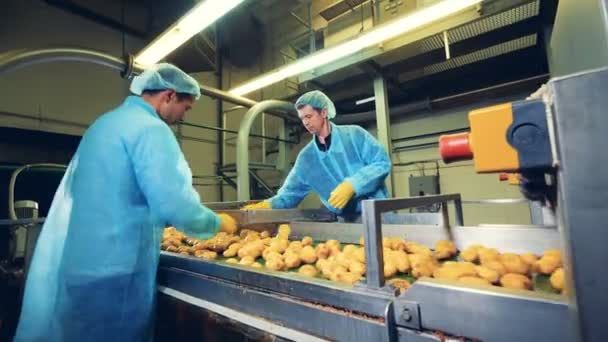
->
[355,96,376,105]
[135,0,245,66]
[229,0,482,96]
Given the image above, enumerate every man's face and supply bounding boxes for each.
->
[297,105,327,135]
[158,91,194,124]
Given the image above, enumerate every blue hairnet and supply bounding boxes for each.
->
[295,90,337,119]
[130,63,201,99]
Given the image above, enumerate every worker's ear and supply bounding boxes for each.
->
[163,90,176,103]
[320,108,328,119]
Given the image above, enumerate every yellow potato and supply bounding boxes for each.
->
[458,276,491,286]
[433,266,476,280]
[388,278,412,295]
[166,245,179,253]
[299,246,318,264]
[478,248,500,264]
[390,250,411,273]
[336,272,361,284]
[298,264,318,277]
[535,256,561,275]
[475,265,500,283]
[550,267,565,292]
[434,240,457,260]
[412,263,435,278]
[383,261,398,278]
[442,261,477,274]
[328,245,342,257]
[326,239,341,249]
[222,243,242,257]
[332,253,351,269]
[405,242,433,256]
[409,253,436,268]
[251,262,263,269]
[288,241,303,251]
[277,224,291,239]
[301,236,313,246]
[544,249,562,260]
[260,231,270,239]
[500,253,530,275]
[520,253,538,266]
[500,273,532,290]
[343,244,358,255]
[265,257,285,271]
[226,258,238,264]
[349,261,366,275]
[353,248,366,263]
[314,243,328,258]
[284,252,302,269]
[178,246,193,255]
[461,246,480,263]
[482,260,508,276]
[316,258,330,270]
[239,256,255,266]
[390,238,407,251]
[267,239,287,254]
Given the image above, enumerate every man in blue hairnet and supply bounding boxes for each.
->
[243,90,391,221]
[14,63,236,342]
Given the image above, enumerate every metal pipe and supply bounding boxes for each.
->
[180,122,297,144]
[0,48,298,122]
[216,34,224,202]
[392,127,469,143]
[237,100,295,201]
[431,73,550,104]
[8,163,67,220]
[308,0,315,54]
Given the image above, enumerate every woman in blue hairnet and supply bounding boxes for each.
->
[244,90,391,222]
[14,63,236,342]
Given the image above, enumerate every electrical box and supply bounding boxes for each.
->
[409,175,440,197]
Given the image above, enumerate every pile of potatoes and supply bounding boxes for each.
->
[162,226,565,293]
[456,245,565,293]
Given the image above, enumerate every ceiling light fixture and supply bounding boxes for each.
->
[134,0,245,66]
[229,0,482,96]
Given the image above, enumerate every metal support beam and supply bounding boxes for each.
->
[360,61,408,95]
[550,67,608,342]
[373,77,394,197]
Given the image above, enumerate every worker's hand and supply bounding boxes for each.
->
[241,201,271,210]
[217,213,238,234]
[328,182,355,209]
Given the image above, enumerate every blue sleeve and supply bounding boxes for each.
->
[345,127,391,196]
[130,124,220,239]
[269,158,312,209]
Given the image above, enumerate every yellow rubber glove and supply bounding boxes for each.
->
[241,201,271,210]
[217,213,238,234]
[328,181,355,209]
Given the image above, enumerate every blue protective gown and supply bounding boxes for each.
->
[14,96,220,342]
[270,123,391,217]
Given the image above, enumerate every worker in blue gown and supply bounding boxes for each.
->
[243,90,392,222]
[14,63,237,342]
